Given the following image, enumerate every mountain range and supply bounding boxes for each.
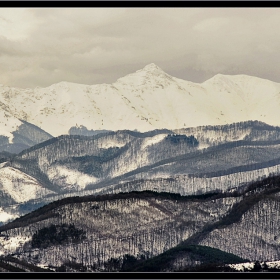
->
[1,63,280,139]
[1,121,280,225]
[1,64,280,272]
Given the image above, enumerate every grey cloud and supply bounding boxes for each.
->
[0,8,280,88]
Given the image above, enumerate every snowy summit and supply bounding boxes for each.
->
[0,64,279,136]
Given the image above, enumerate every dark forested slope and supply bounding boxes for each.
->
[1,174,280,271]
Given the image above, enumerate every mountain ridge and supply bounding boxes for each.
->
[0,64,279,136]
[0,173,279,272]
[0,120,280,225]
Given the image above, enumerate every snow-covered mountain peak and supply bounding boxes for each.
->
[203,73,232,84]
[136,63,171,80]
[204,73,279,86]
[114,63,174,88]
[47,81,85,90]
[50,81,70,87]
[140,63,165,73]
[1,64,280,137]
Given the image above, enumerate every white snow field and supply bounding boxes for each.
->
[0,63,280,136]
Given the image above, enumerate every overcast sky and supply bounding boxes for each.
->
[0,8,280,88]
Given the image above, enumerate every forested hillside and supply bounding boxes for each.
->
[0,173,280,271]
[2,121,280,225]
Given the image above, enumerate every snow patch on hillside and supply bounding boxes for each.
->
[47,166,98,191]
[229,260,280,271]
[0,162,7,168]
[0,207,17,222]
[197,143,210,150]
[228,262,254,271]
[0,111,21,143]
[97,140,125,149]
[141,134,166,149]
[0,167,54,203]
[0,236,30,255]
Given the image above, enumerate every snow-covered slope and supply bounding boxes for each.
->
[0,63,280,136]
[0,110,21,143]
[228,261,280,271]
[0,108,53,153]
[0,207,17,224]
[0,165,54,203]
[2,121,280,226]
